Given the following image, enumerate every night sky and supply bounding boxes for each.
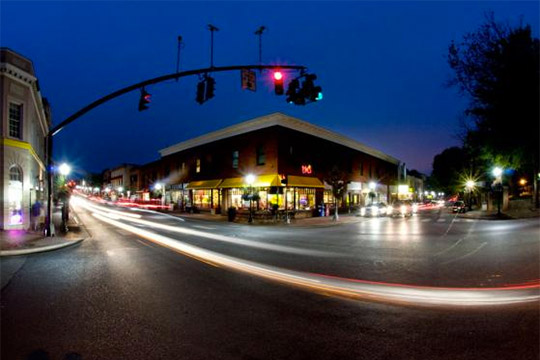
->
[2,1,538,176]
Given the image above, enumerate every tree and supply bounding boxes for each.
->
[324,166,348,221]
[448,13,540,206]
[431,147,469,195]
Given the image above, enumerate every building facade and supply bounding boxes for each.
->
[138,113,401,217]
[1,48,51,230]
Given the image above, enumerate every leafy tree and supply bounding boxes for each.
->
[448,13,540,206]
[324,166,348,220]
[431,147,469,195]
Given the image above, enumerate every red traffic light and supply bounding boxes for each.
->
[273,71,284,95]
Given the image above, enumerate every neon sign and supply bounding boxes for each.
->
[301,165,312,174]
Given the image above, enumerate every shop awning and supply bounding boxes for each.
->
[220,174,281,188]
[186,179,222,189]
[287,176,325,188]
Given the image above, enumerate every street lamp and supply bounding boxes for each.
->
[245,174,255,223]
[154,183,165,206]
[59,163,71,176]
[465,180,475,211]
[492,167,503,216]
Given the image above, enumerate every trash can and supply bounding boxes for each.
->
[227,207,237,222]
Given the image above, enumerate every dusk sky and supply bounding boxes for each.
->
[2,1,538,175]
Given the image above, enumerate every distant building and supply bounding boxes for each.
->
[135,113,402,216]
[1,48,51,230]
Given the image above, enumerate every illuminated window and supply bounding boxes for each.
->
[256,146,265,166]
[196,159,201,173]
[9,103,22,139]
[232,151,239,169]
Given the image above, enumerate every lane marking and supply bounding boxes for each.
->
[433,237,465,257]
[441,242,488,265]
[437,219,446,223]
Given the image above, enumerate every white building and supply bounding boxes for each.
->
[1,48,51,230]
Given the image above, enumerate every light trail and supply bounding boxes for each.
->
[82,202,540,308]
[73,196,337,257]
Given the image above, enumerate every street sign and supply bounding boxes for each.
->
[241,69,256,91]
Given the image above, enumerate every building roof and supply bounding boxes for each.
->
[159,112,400,165]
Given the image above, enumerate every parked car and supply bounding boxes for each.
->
[360,202,388,217]
[452,201,467,213]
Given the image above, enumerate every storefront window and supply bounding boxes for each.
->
[8,165,23,225]
[295,188,315,210]
[193,189,211,208]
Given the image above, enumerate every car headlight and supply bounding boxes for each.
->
[360,207,366,216]
[400,205,407,214]
[412,204,418,213]
[372,206,379,215]
[387,206,393,214]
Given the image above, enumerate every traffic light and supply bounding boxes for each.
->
[286,78,304,105]
[196,80,205,104]
[273,71,284,95]
[205,76,216,100]
[298,74,323,103]
[138,88,151,111]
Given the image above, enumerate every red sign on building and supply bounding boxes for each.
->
[301,165,312,174]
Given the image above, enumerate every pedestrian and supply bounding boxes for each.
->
[31,200,42,231]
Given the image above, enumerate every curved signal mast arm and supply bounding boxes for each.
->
[49,64,306,136]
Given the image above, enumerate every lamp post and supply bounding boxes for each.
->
[154,183,164,206]
[465,180,475,211]
[369,181,376,205]
[245,174,255,223]
[58,163,71,232]
[492,167,503,216]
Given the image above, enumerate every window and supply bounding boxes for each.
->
[232,151,239,169]
[256,146,265,166]
[359,162,364,176]
[196,159,201,173]
[9,166,22,182]
[369,164,373,178]
[181,162,186,172]
[9,103,22,139]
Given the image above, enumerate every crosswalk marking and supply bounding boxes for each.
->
[437,219,446,222]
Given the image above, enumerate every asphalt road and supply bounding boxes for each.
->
[1,197,538,359]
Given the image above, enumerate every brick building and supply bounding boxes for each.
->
[136,113,401,217]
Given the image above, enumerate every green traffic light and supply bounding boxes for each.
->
[316,92,323,101]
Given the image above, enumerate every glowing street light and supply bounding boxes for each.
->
[154,183,162,190]
[117,186,124,193]
[59,163,71,176]
[492,167,504,216]
[492,167,503,178]
[466,180,475,190]
[369,182,376,190]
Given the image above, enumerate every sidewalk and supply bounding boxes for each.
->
[458,207,540,220]
[0,206,87,256]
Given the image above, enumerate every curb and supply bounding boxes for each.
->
[0,237,85,257]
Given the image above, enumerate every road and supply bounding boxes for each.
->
[1,196,538,359]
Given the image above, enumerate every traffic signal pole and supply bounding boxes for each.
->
[43,63,307,236]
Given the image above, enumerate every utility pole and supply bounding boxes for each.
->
[175,35,183,81]
[207,24,219,68]
[254,26,266,71]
